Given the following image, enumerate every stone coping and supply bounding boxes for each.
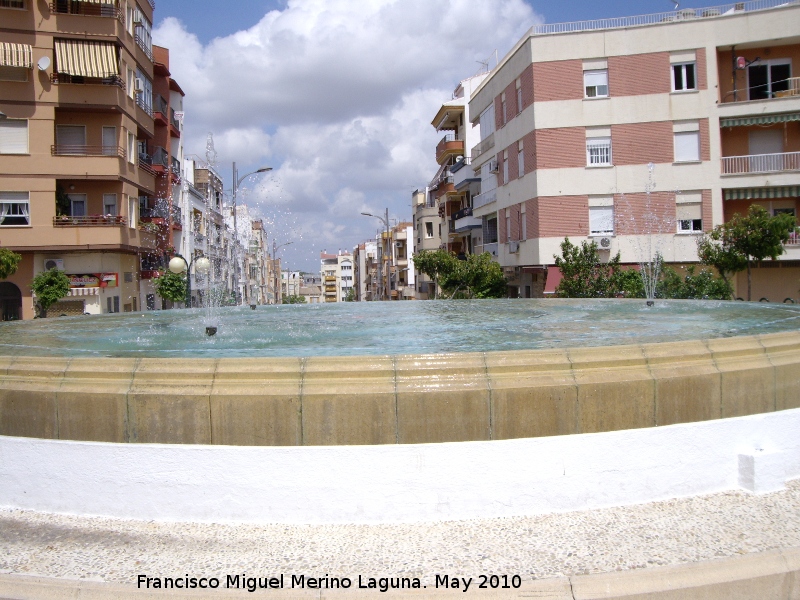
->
[0,548,798,599]
[0,331,798,446]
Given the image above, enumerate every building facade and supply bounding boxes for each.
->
[0,0,168,318]
[467,1,800,300]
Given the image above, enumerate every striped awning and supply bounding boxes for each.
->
[67,288,99,296]
[720,113,800,128]
[54,39,118,78]
[82,0,117,3]
[0,43,33,69]
[724,186,800,201]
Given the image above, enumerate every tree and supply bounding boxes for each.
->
[659,266,732,300]
[153,271,187,305]
[31,268,71,317]
[344,288,355,302]
[284,294,307,304]
[412,249,459,299]
[0,248,22,279]
[413,249,507,299]
[699,204,796,300]
[553,238,626,298]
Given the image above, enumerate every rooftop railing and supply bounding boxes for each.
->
[529,0,798,36]
[49,1,123,21]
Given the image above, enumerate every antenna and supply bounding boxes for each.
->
[671,0,679,9]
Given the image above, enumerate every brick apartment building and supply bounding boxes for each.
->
[467,0,800,300]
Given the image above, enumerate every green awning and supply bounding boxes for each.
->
[720,113,800,128]
[724,186,800,200]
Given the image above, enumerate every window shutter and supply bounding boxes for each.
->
[676,203,701,221]
[57,125,86,146]
[0,120,28,153]
[674,132,700,162]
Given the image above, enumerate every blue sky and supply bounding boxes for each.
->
[152,0,719,272]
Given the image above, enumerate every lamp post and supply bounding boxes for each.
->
[272,240,293,304]
[361,209,390,301]
[231,163,272,305]
[168,253,210,308]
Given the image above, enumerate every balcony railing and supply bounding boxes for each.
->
[170,156,181,177]
[473,189,497,209]
[50,0,123,20]
[723,77,800,103]
[50,73,125,89]
[429,169,453,189]
[169,108,180,133]
[53,215,126,227]
[529,0,799,36]
[153,94,168,120]
[786,231,800,246]
[134,33,153,62]
[452,206,473,221]
[52,144,125,158]
[436,133,464,161]
[721,151,800,174]
[151,146,169,168]
[135,94,152,117]
[470,132,495,161]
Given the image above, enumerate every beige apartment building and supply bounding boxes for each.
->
[468,0,800,300]
[0,0,162,319]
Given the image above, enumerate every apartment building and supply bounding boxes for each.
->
[427,75,486,260]
[0,0,163,318]
[412,188,441,298]
[353,241,377,301]
[320,250,352,302]
[468,0,800,300]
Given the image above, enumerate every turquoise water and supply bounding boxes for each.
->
[1,299,799,358]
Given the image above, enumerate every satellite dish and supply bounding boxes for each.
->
[37,56,50,72]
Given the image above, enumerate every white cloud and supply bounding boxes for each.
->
[154,0,542,270]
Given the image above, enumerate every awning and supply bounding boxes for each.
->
[67,288,99,296]
[724,186,800,200]
[0,43,33,69]
[55,39,118,78]
[82,0,117,3]
[543,266,562,295]
[720,113,800,128]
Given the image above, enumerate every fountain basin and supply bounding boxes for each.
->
[0,326,797,445]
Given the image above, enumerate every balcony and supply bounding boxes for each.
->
[138,152,156,176]
[151,146,169,173]
[53,215,127,227]
[50,73,125,90]
[51,144,125,158]
[169,109,180,137]
[170,156,181,179]
[473,189,497,210]
[436,132,465,164]
[722,76,800,105]
[153,94,168,125]
[483,242,499,257]
[786,231,800,246]
[721,151,800,175]
[134,33,153,62]
[135,94,153,118]
[470,132,495,162]
[49,1,123,21]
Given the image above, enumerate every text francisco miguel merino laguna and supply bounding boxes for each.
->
[138,573,523,593]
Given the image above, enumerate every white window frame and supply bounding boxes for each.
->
[127,131,135,164]
[128,195,137,229]
[0,192,30,226]
[424,221,433,238]
[586,137,612,166]
[747,58,792,100]
[584,69,609,98]
[589,205,614,236]
[674,131,700,162]
[672,62,697,92]
[517,142,524,177]
[677,217,703,233]
[0,119,29,154]
[516,78,523,114]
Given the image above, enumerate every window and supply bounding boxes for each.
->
[103,193,117,216]
[102,126,116,155]
[502,150,508,183]
[501,92,507,125]
[483,216,498,244]
[135,68,152,113]
[425,221,433,238]
[68,194,86,216]
[126,2,134,36]
[126,66,135,98]
[516,78,523,114]
[584,69,608,98]
[128,196,137,229]
[748,60,791,100]
[0,119,28,154]
[56,124,86,153]
[517,141,524,177]
[127,131,135,164]
[589,206,614,235]
[506,212,511,242]
[586,137,612,166]
[674,131,700,162]
[0,0,25,8]
[773,208,796,217]
[672,62,696,91]
[676,202,702,233]
[521,205,527,240]
[0,192,30,226]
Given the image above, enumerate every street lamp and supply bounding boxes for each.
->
[272,240,293,304]
[169,253,210,308]
[232,163,272,305]
[361,209,391,301]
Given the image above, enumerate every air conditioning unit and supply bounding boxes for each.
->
[599,237,612,249]
[488,159,499,173]
[44,258,65,271]
[395,241,404,248]
[134,78,144,92]
[508,240,519,253]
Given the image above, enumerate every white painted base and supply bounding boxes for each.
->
[739,450,791,494]
[1,409,799,524]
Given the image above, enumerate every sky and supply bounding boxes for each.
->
[152,0,720,272]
